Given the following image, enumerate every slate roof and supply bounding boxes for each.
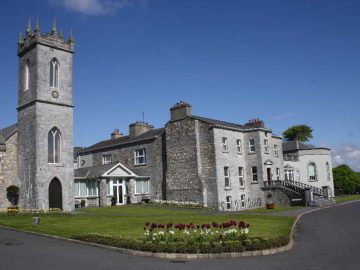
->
[282,141,330,152]
[190,115,271,132]
[83,127,164,153]
[74,163,117,179]
[0,124,18,144]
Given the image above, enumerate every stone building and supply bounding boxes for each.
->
[75,102,285,210]
[0,21,335,211]
[0,21,74,211]
[283,141,334,198]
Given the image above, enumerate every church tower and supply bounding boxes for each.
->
[17,20,74,211]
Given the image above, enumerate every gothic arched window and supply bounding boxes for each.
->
[50,58,59,88]
[24,61,30,91]
[48,127,61,163]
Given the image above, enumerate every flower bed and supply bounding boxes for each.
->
[71,219,290,254]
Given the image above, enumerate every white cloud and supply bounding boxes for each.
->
[332,144,360,171]
[51,0,149,15]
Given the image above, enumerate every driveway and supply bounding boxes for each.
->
[0,201,359,270]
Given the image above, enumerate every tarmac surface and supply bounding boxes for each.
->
[0,201,359,270]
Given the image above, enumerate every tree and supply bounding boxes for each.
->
[333,165,360,195]
[282,125,313,142]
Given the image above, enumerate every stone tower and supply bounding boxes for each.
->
[17,20,74,211]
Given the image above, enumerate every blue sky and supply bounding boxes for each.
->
[0,0,359,170]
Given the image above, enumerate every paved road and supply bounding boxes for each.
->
[1,201,359,270]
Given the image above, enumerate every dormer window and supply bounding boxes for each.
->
[50,58,59,88]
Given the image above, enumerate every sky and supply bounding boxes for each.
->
[0,0,359,170]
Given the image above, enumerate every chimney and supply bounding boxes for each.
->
[245,118,265,128]
[170,101,192,121]
[111,129,123,139]
[129,121,154,139]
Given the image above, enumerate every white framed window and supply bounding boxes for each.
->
[238,167,244,187]
[308,162,317,181]
[240,194,245,208]
[284,168,295,181]
[226,195,232,210]
[224,166,230,188]
[326,162,331,181]
[102,154,112,165]
[135,179,150,195]
[222,137,228,152]
[48,127,61,164]
[135,148,146,165]
[264,139,269,153]
[50,58,59,88]
[236,139,242,154]
[274,144,279,157]
[74,179,98,197]
[251,166,258,182]
[276,168,280,180]
[24,61,30,91]
[249,139,256,153]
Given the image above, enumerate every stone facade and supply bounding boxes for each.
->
[0,132,19,207]
[16,25,74,211]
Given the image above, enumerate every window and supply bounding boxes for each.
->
[249,139,256,153]
[240,194,245,208]
[264,139,269,153]
[284,167,295,181]
[276,168,280,180]
[48,127,61,163]
[284,154,298,161]
[251,166,258,182]
[106,179,111,195]
[236,139,242,154]
[222,137,228,152]
[326,162,331,181]
[308,162,317,181]
[226,196,232,210]
[274,145,279,157]
[135,148,146,165]
[50,58,59,88]
[135,179,150,194]
[224,167,230,188]
[102,154,112,165]
[24,61,29,91]
[238,167,244,187]
[74,180,98,197]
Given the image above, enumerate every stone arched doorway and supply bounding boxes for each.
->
[49,178,62,210]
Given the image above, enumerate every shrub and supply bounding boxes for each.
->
[6,185,19,206]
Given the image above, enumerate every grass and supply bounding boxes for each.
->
[244,206,305,213]
[0,205,295,240]
[335,194,360,203]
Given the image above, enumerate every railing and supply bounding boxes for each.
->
[263,180,324,196]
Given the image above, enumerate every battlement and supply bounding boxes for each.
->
[18,19,74,56]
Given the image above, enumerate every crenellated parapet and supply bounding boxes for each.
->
[18,18,74,56]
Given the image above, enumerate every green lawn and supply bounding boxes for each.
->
[244,206,305,213]
[0,205,295,240]
[335,194,360,203]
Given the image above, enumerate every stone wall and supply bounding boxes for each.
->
[0,133,19,208]
[165,118,203,203]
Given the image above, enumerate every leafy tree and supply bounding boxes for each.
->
[333,165,360,195]
[282,125,313,142]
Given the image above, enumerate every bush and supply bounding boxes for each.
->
[6,185,19,206]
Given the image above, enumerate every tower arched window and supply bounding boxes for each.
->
[24,61,30,91]
[48,127,61,164]
[308,162,317,181]
[50,58,59,88]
